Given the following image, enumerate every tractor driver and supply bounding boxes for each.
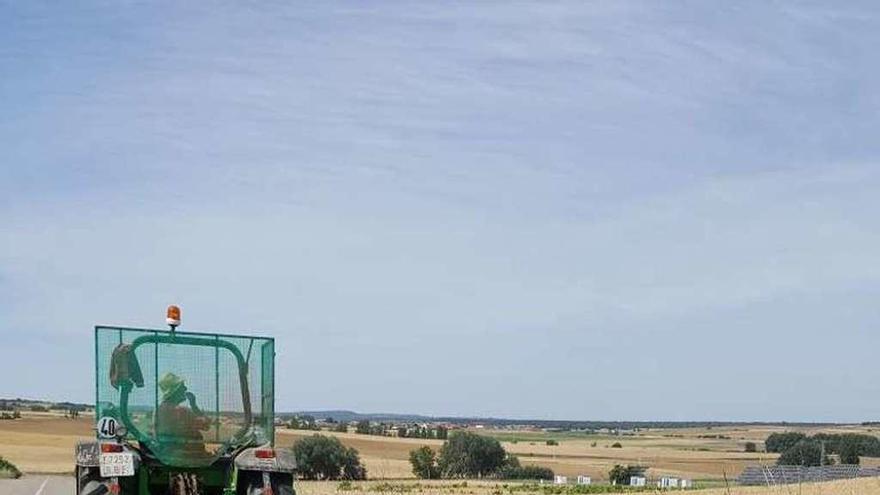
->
[156,372,210,456]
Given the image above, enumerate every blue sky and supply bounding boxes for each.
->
[2,1,880,422]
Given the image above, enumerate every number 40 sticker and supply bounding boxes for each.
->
[97,416,118,438]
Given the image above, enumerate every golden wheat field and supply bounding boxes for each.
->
[3,414,880,495]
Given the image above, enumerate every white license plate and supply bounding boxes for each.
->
[99,453,135,477]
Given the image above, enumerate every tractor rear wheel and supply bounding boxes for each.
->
[242,472,294,495]
[76,467,107,495]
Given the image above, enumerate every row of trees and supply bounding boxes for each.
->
[354,420,449,439]
[399,425,449,440]
[409,431,554,480]
[287,415,320,431]
[766,432,880,466]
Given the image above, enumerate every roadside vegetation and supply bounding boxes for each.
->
[0,455,21,479]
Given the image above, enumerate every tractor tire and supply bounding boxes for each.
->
[170,472,201,495]
[76,467,108,495]
[274,482,295,495]
[245,482,294,495]
[243,473,294,495]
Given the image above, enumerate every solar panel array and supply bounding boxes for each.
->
[737,465,880,486]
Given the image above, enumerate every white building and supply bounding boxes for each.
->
[576,476,591,485]
[554,475,568,485]
[680,479,693,488]
[630,476,646,487]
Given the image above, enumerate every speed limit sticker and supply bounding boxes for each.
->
[97,416,118,438]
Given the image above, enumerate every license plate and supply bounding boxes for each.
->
[100,453,135,477]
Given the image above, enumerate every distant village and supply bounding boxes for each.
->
[274,413,647,439]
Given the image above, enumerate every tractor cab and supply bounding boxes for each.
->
[76,307,295,495]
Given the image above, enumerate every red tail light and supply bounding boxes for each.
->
[109,482,121,494]
[255,448,276,459]
[101,443,124,453]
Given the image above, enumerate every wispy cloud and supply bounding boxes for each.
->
[2,1,880,421]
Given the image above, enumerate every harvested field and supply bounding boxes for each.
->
[276,429,442,479]
[3,413,880,490]
[280,426,880,482]
[0,414,92,474]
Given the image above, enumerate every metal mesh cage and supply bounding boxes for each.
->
[95,326,275,467]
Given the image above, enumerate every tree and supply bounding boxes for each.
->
[334,423,349,433]
[839,437,861,465]
[608,465,645,485]
[777,440,825,467]
[409,446,440,479]
[744,442,757,453]
[292,434,366,480]
[765,432,807,453]
[355,420,371,435]
[300,415,318,430]
[436,426,449,440]
[814,433,880,457]
[438,431,506,478]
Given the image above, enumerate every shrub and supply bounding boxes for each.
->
[610,442,622,448]
[744,442,757,453]
[496,454,553,480]
[545,440,558,446]
[292,434,366,480]
[498,464,554,480]
[409,446,440,479]
[608,465,645,485]
[438,431,506,478]
[0,456,21,479]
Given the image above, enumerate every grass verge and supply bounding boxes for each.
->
[0,455,22,479]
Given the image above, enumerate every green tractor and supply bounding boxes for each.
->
[75,306,296,495]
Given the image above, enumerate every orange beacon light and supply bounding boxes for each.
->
[166,305,181,330]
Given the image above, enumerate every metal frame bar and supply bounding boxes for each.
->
[101,327,270,461]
